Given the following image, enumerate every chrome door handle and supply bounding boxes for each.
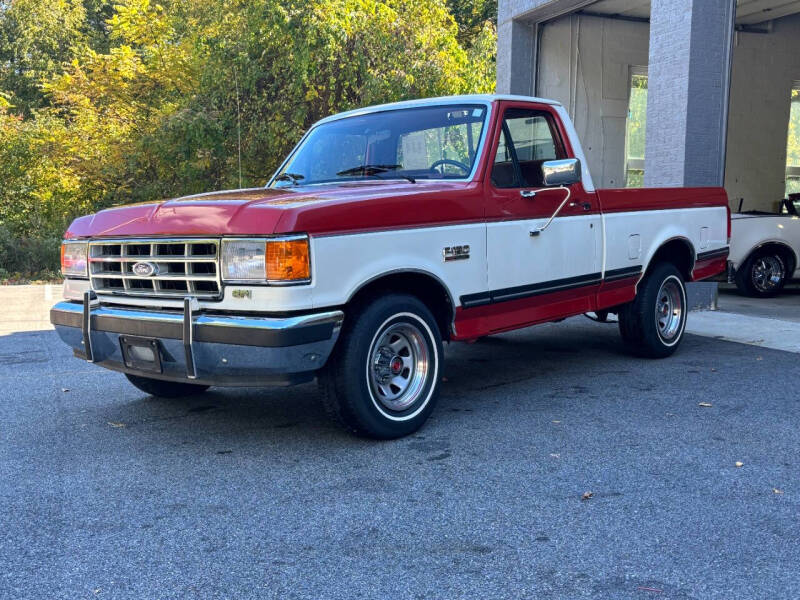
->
[569,201,591,211]
[520,190,537,198]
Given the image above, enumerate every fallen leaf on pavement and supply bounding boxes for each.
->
[61,388,70,393]
[735,461,744,468]
[552,420,561,424]
[698,402,713,408]
[107,422,126,428]
[581,491,593,501]
[549,453,560,459]
[773,488,784,494]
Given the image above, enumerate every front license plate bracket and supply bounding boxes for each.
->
[119,335,163,374]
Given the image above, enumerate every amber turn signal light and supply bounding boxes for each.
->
[266,237,310,282]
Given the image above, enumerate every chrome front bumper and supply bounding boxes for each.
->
[50,292,344,386]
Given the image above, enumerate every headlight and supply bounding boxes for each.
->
[61,241,88,278]
[221,236,310,284]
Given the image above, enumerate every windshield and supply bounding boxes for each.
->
[271,104,488,187]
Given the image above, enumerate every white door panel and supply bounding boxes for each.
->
[487,213,601,291]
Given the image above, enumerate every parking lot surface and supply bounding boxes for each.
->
[717,283,800,322]
[2,314,799,599]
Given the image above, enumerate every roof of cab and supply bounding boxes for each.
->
[314,94,563,126]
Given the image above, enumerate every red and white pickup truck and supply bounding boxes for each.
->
[51,95,730,438]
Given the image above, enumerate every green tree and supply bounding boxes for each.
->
[445,0,497,45]
[0,0,497,277]
[44,0,496,200]
[0,0,117,115]
[0,107,85,238]
[0,0,86,114]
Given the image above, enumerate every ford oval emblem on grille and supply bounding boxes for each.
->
[132,261,158,277]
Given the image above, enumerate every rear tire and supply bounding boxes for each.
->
[618,262,687,358]
[319,294,443,439]
[734,248,788,297]
[125,374,210,398]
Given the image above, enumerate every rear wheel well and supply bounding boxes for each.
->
[347,272,455,341]
[647,239,694,281]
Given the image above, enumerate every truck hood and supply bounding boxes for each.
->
[66,180,483,239]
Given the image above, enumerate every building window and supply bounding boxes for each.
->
[786,82,800,197]
[625,69,648,188]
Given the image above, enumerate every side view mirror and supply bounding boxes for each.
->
[541,158,581,187]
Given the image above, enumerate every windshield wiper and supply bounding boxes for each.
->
[275,172,305,186]
[336,164,415,184]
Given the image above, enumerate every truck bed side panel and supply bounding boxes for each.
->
[596,187,729,310]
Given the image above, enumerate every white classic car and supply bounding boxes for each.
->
[729,197,800,296]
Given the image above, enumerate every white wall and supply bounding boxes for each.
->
[725,14,800,212]
[537,14,650,189]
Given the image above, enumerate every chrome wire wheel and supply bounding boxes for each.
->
[654,276,684,343]
[367,320,431,413]
[751,254,785,294]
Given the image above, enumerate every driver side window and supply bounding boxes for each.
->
[491,109,563,188]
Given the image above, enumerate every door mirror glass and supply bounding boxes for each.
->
[541,158,581,187]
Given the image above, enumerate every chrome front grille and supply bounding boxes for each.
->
[89,239,221,299]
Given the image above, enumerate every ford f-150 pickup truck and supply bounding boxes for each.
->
[51,94,730,438]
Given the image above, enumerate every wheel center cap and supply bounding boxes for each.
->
[390,356,403,375]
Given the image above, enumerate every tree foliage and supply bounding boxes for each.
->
[445,0,497,45]
[0,0,497,276]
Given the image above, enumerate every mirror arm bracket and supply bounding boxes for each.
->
[529,186,571,237]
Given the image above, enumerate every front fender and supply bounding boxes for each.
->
[309,224,487,310]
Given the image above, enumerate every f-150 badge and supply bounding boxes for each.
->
[443,245,470,262]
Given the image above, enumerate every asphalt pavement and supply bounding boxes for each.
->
[2,314,799,599]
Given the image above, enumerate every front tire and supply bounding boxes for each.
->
[734,248,788,297]
[319,294,443,439]
[618,262,687,358]
[125,374,210,398]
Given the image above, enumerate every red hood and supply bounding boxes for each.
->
[66,180,484,238]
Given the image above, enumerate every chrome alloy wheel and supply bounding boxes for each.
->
[655,276,684,343]
[368,320,431,413]
[751,255,785,294]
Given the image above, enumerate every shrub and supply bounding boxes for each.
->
[0,226,61,280]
